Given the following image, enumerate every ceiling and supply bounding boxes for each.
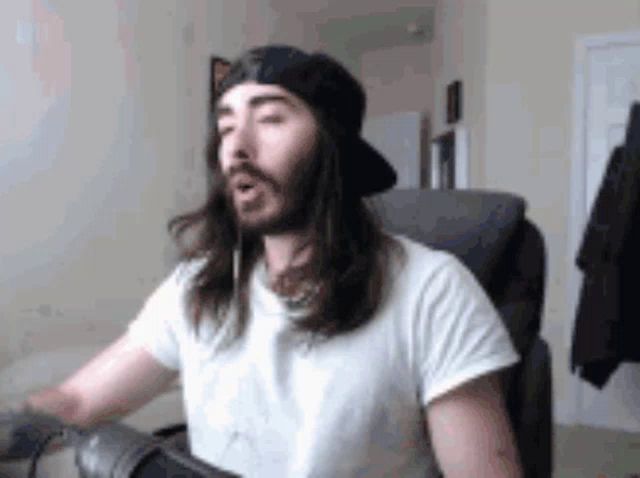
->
[269,0,438,22]
[314,6,435,53]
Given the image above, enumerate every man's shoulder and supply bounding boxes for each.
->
[151,257,208,299]
[172,256,208,283]
[386,232,481,304]
[389,232,459,275]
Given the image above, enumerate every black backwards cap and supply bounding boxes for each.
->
[216,45,397,197]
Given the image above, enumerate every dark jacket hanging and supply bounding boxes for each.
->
[571,102,640,388]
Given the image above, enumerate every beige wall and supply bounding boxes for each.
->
[360,44,433,117]
[248,3,321,50]
[430,0,489,186]
[0,0,431,378]
[480,0,640,423]
[0,1,249,393]
[1,1,180,367]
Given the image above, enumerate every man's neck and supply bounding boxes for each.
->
[262,231,314,285]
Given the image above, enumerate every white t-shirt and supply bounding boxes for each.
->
[127,234,519,477]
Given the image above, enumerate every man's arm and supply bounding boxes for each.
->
[426,372,523,478]
[23,332,178,429]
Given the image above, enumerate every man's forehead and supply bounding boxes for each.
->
[217,82,305,112]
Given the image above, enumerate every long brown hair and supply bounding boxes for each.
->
[168,49,406,345]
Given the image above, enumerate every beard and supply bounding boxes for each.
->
[224,153,320,238]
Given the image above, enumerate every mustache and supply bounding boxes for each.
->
[224,164,279,192]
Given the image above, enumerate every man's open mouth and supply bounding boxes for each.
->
[232,174,258,192]
[237,182,255,192]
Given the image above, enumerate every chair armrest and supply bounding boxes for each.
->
[510,337,553,478]
[152,423,189,453]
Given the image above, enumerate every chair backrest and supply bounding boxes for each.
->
[371,188,546,356]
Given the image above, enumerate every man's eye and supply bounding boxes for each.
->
[218,126,232,137]
[260,115,283,124]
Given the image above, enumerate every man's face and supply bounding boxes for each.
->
[216,82,319,236]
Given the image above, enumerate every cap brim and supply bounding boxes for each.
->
[347,139,397,196]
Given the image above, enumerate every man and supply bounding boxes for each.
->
[13,45,522,476]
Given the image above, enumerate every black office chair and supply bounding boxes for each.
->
[153,188,552,478]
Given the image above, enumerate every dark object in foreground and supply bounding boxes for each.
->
[0,412,239,478]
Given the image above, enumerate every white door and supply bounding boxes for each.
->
[569,31,640,431]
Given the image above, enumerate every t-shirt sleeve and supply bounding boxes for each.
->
[126,264,192,371]
[417,253,520,406]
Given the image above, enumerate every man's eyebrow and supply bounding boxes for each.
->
[216,94,298,120]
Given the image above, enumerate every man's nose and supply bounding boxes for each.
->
[225,120,255,163]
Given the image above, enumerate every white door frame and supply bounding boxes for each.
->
[567,29,640,425]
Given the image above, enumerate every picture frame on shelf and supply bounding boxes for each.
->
[446,80,462,124]
[209,56,231,119]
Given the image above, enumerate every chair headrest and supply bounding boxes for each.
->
[372,189,526,285]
